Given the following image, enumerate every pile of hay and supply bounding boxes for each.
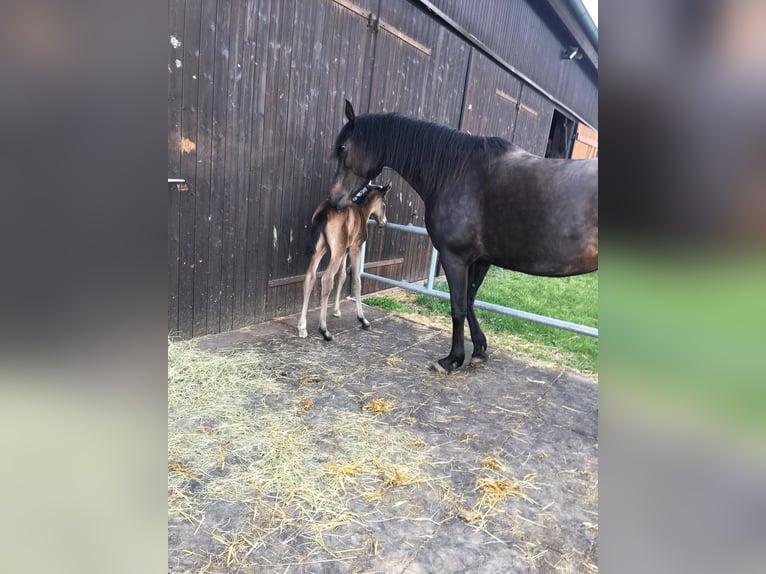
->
[168,340,447,570]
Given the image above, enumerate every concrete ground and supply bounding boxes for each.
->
[170,299,598,573]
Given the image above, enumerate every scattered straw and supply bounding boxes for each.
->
[476,473,538,508]
[457,507,483,524]
[168,339,444,570]
[481,456,505,471]
[298,374,322,386]
[298,398,314,412]
[383,467,416,487]
[362,398,395,414]
[477,478,522,503]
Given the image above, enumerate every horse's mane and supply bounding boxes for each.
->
[337,113,514,192]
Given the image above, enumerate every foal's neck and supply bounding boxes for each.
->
[358,199,379,228]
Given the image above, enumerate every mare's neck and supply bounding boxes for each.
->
[379,150,430,203]
[370,116,434,202]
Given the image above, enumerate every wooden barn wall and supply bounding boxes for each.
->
[427,0,598,128]
[168,0,598,338]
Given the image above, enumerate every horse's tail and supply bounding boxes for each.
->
[305,200,330,256]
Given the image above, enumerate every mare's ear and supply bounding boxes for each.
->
[344,99,356,125]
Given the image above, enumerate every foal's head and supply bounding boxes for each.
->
[355,181,390,228]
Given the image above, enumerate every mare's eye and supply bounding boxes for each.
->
[339,144,347,154]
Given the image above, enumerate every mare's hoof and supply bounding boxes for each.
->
[359,319,371,330]
[431,356,462,374]
[430,362,448,374]
[332,309,342,318]
[298,327,308,338]
[469,353,487,365]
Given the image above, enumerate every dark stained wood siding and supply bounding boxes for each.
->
[427,0,598,128]
[168,0,598,338]
[460,49,521,139]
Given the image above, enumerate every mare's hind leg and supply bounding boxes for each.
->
[432,252,469,373]
[319,251,345,341]
[332,253,348,318]
[347,245,370,330]
[297,242,326,337]
[466,261,491,364]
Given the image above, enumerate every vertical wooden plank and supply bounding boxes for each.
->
[303,0,344,312]
[205,0,233,335]
[273,0,308,318]
[218,0,246,332]
[178,0,203,338]
[168,112,182,336]
[244,0,273,325]
[273,0,299,317]
[255,0,279,323]
[191,0,219,336]
[281,0,314,287]
[261,0,295,319]
[168,0,186,335]
[231,2,259,329]
[293,0,328,314]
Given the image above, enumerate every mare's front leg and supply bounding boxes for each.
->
[319,250,344,341]
[432,252,469,373]
[332,253,348,318]
[297,243,326,337]
[347,245,370,330]
[466,261,491,364]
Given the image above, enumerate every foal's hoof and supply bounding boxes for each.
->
[359,318,371,330]
[332,309,342,318]
[319,328,334,341]
[297,327,308,338]
[469,353,488,366]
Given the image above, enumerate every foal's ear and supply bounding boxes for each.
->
[381,181,391,194]
[344,99,356,125]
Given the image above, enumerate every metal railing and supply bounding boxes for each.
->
[359,221,598,338]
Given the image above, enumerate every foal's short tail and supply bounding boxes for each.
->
[305,200,330,256]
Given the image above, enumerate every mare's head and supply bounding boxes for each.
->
[329,100,383,210]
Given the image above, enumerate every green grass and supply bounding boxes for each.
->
[362,296,415,314]
[365,266,598,375]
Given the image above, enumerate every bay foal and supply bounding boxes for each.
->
[297,182,390,340]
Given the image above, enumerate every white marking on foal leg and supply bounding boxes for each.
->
[298,247,323,338]
[320,252,344,342]
[348,247,370,330]
[332,253,347,318]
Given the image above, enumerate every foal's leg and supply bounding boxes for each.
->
[319,250,345,341]
[466,261,491,364]
[347,245,370,330]
[432,252,469,373]
[297,242,327,338]
[332,253,348,318]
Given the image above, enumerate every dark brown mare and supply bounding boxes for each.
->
[329,101,598,373]
[298,182,390,340]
